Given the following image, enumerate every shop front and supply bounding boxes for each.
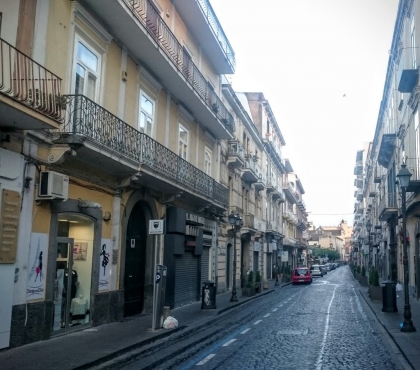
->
[164,207,205,309]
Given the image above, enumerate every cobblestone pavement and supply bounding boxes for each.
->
[119,266,404,370]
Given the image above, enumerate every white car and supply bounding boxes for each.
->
[310,265,323,277]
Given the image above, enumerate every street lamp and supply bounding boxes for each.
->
[366,219,372,268]
[397,163,416,332]
[228,211,243,302]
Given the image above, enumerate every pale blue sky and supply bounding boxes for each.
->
[210,0,399,227]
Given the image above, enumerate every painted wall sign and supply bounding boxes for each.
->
[0,189,21,263]
[99,239,112,291]
[27,233,48,300]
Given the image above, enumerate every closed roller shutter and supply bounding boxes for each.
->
[266,254,272,280]
[175,249,199,307]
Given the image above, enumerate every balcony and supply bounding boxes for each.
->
[253,217,266,233]
[356,190,363,201]
[284,209,298,225]
[241,158,259,183]
[80,0,234,139]
[283,181,299,203]
[266,221,282,235]
[405,158,420,193]
[378,192,398,222]
[378,134,396,168]
[0,38,63,130]
[297,199,306,211]
[354,161,363,175]
[254,170,266,191]
[283,236,297,247]
[172,0,235,74]
[55,94,228,209]
[354,176,363,188]
[226,140,245,168]
[242,214,257,234]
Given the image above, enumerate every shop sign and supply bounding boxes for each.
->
[186,212,204,224]
[27,233,48,300]
[0,189,21,263]
[99,239,112,291]
[281,251,289,262]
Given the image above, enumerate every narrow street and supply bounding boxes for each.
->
[112,266,403,370]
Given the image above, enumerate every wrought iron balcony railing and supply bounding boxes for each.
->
[196,0,236,71]
[0,38,63,121]
[61,94,228,207]
[124,0,234,134]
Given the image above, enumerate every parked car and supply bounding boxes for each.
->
[330,263,336,270]
[319,265,328,274]
[291,267,312,285]
[310,264,323,277]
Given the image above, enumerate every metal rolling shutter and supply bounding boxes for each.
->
[266,254,272,280]
[175,249,199,307]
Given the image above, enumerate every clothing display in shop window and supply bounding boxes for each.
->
[70,288,89,321]
[61,269,78,328]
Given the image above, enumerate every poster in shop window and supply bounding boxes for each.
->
[280,250,289,262]
[27,233,48,300]
[99,238,112,291]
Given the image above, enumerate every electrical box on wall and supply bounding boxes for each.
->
[37,171,69,200]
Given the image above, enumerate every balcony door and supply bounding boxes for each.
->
[73,37,101,101]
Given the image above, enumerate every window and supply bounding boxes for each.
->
[139,93,154,136]
[74,40,100,100]
[178,124,189,159]
[204,147,212,175]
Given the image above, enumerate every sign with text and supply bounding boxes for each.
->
[27,233,48,300]
[149,220,164,234]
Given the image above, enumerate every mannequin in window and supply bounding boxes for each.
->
[61,269,78,328]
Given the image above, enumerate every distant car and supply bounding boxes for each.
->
[292,267,312,285]
[319,265,328,274]
[325,264,332,271]
[330,263,336,270]
[310,265,323,277]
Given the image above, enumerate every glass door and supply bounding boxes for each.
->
[53,237,75,332]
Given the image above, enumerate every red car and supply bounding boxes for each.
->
[291,267,312,285]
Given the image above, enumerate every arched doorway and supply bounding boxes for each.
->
[124,202,148,316]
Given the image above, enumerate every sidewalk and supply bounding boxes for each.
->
[0,280,285,370]
[358,280,420,369]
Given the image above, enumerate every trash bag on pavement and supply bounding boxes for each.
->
[396,283,403,292]
[163,316,178,329]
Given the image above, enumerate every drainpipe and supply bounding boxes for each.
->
[110,190,122,291]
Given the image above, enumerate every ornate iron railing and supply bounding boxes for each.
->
[61,95,228,207]
[196,0,236,71]
[124,0,234,134]
[0,38,63,121]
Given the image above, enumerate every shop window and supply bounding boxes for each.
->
[53,214,94,333]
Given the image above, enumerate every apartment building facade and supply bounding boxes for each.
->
[352,0,420,298]
[0,0,310,350]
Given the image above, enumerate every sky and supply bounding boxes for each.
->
[210,0,399,228]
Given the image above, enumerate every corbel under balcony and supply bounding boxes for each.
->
[43,144,77,165]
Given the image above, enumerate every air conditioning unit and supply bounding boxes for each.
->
[37,171,69,200]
